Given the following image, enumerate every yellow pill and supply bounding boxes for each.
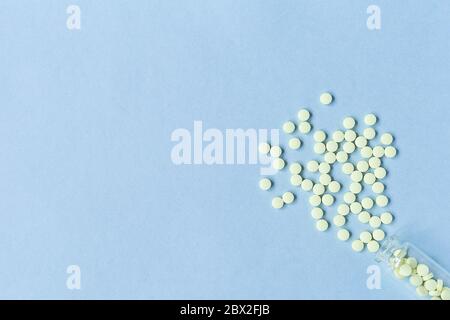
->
[320,92,333,105]
[282,121,296,134]
[282,192,295,204]
[259,178,272,191]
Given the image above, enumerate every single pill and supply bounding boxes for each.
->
[289,138,302,150]
[307,160,319,172]
[283,121,296,134]
[344,192,356,204]
[423,273,434,281]
[311,207,324,220]
[322,194,334,206]
[437,279,444,292]
[441,288,450,300]
[338,204,350,216]
[319,162,331,174]
[410,275,423,287]
[272,158,285,170]
[328,181,341,193]
[336,151,348,163]
[416,286,428,297]
[369,216,382,228]
[272,197,284,209]
[355,136,368,148]
[337,229,350,241]
[343,142,356,154]
[385,146,397,158]
[320,92,333,105]
[259,178,272,191]
[376,195,389,207]
[314,130,327,142]
[417,264,430,277]
[360,231,372,243]
[270,146,283,158]
[363,173,376,185]
[352,240,365,252]
[372,182,385,194]
[333,215,346,227]
[367,240,380,253]
[344,130,357,142]
[380,133,394,145]
[369,157,381,168]
[313,183,325,195]
[358,211,371,224]
[326,141,339,152]
[319,174,332,186]
[372,229,385,241]
[258,142,271,154]
[374,167,387,179]
[289,162,302,175]
[343,117,356,129]
[407,257,418,269]
[364,114,377,126]
[399,264,413,277]
[363,127,376,140]
[360,146,373,158]
[342,162,354,175]
[298,121,312,134]
[301,179,314,191]
[350,202,362,214]
[297,109,310,121]
[282,192,295,204]
[357,160,369,173]
[333,130,345,142]
[314,142,326,154]
[309,195,322,206]
[350,171,363,182]
[316,219,329,231]
[425,279,438,291]
[324,152,337,164]
[372,146,385,158]
[361,197,374,210]
[290,175,303,186]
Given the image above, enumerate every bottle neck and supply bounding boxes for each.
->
[376,236,409,268]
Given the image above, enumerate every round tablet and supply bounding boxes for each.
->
[290,175,303,186]
[314,142,326,154]
[324,152,336,164]
[425,279,438,291]
[259,178,272,191]
[376,195,389,207]
[337,229,350,241]
[333,215,346,227]
[363,127,376,140]
[322,194,334,206]
[328,181,341,193]
[417,264,430,277]
[282,192,295,204]
[336,151,348,163]
[372,229,385,241]
[385,146,397,158]
[301,179,314,191]
[282,121,296,134]
[363,173,376,185]
[360,146,373,158]
[352,240,364,252]
[298,121,312,134]
[344,192,356,204]
[307,161,319,173]
[367,240,380,253]
[309,195,322,207]
[350,202,362,214]
[342,162,354,175]
[258,142,271,154]
[289,137,302,150]
[406,257,418,268]
[343,142,356,154]
[272,197,284,209]
[289,162,302,175]
[350,171,363,182]
[319,174,332,186]
[410,275,423,287]
[416,286,428,297]
[357,160,369,172]
[380,133,394,145]
[338,204,350,216]
[311,208,324,220]
[344,130,357,142]
[372,182,385,194]
[320,92,333,105]
[319,162,331,174]
[314,130,327,142]
[272,158,285,170]
[441,288,450,300]
[343,117,356,129]
[358,211,371,224]
[326,141,339,152]
[369,157,381,168]
[423,273,434,281]
[372,146,385,158]
[297,109,310,121]
[364,114,377,126]
[374,167,387,179]
[316,219,329,231]
[360,231,372,243]
[361,197,374,210]
[399,264,413,277]
[313,183,325,196]
[355,136,368,148]
[270,146,283,158]
[369,216,382,228]
[349,182,362,194]
[333,130,345,142]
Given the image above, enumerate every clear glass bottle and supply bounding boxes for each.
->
[376,235,450,300]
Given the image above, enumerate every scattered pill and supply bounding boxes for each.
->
[364,114,377,126]
[372,182,385,194]
[301,179,314,191]
[307,160,319,172]
[343,141,356,154]
[406,257,418,268]
[326,141,339,152]
[363,173,376,185]
[283,121,296,134]
[380,133,394,145]
[272,197,284,209]
[309,195,322,207]
[360,231,372,243]
[358,211,371,224]
[399,264,413,277]
[270,146,283,158]
[363,127,376,140]
[313,183,325,196]
[352,240,364,252]
[369,157,381,168]
[336,151,348,163]
[380,212,393,224]
[361,197,374,210]
[350,202,362,214]
[328,181,341,193]
[372,229,385,241]
[297,109,310,121]
[367,240,380,253]
[342,162,354,175]
[344,130,357,142]
[289,137,302,150]
[311,207,324,220]
[344,192,356,204]
[324,152,336,164]
[259,178,272,191]
[417,264,430,277]
[369,216,382,228]
[376,195,389,207]
[258,142,271,154]
[314,130,327,142]
[272,158,285,170]
[350,171,363,183]
[319,162,331,174]
[425,279,438,291]
[356,160,369,173]
[319,174,332,186]
[337,229,350,241]
[289,162,302,175]
[332,130,345,142]
[374,167,387,179]
[316,219,329,231]
[385,146,397,158]
[320,92,333,105]
[410,275,423,287]
[333,215,346,227]
[372,146,385,158]
[290,175,303,186]
[314,142,326,154]
[322,194,334,206]
[355,136,368,148]
[282,192,295,204]
[360,146,373,158]
[338,204,350,216]
[343,117,356,129]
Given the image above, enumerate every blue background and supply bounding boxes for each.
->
[0,0,449,299]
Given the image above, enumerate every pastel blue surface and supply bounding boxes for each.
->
[1,0,449,299]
